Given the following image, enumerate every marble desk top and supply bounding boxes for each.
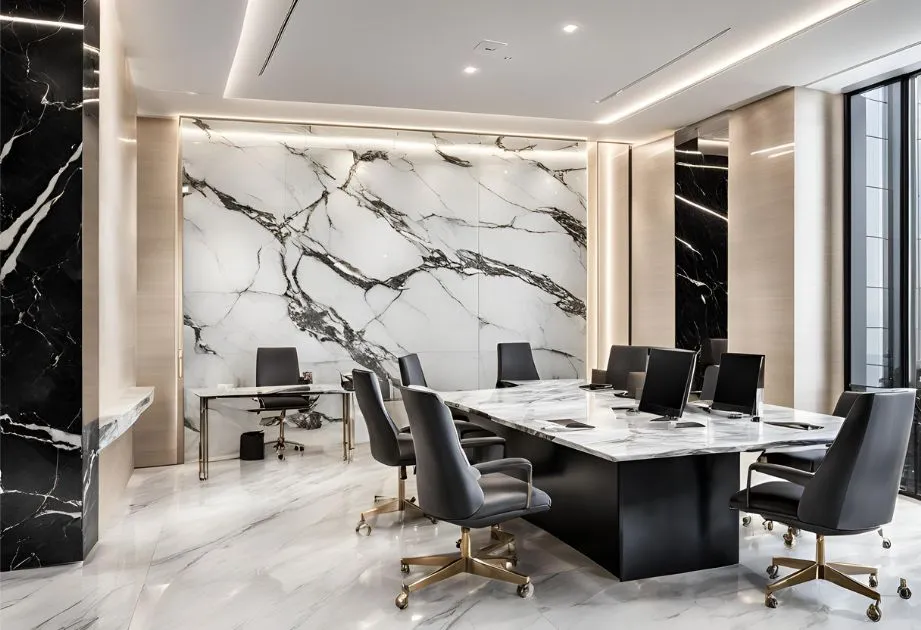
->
[440,379,843,463]
[99,387,155,451]
[190,384,350,400]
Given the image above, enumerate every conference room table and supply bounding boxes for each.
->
[440,379,844,581]
[190,384,354,480]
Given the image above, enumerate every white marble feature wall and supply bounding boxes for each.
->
[181,119,587,460]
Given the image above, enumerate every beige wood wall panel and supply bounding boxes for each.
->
[586,143,599,371]
[98,427,134,527]
[729,90,796,406]
[631,137,675,348]
[135,116,182,467]
[587,142,631,370]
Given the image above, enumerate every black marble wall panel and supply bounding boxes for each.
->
[674,142,728,363]
[0,0,96,570]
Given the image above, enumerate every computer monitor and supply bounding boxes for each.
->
[638,348,697,419]
[710,353,765,415]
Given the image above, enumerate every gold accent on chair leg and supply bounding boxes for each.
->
[773,557,813,571]
[828,562,878,577]
[399,527,532,605]
[766,564,819,594]
[824,566,881,601]
[356,466,429,533]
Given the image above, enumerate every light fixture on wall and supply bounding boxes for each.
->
[563,24,579,33]
[463,66,479,74]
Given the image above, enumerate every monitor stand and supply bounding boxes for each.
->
[649,415,678,422]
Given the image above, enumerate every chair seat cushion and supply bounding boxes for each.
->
[729,481,802,520]
[761,447,828,472]
[450,472,551,529]
[254,396,311,411]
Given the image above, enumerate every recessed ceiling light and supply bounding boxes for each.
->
[464,66,478,74]
[563,24,579,33]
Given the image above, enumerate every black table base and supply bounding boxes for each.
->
[471,415,740,580]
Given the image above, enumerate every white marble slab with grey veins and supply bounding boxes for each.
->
[440,379,844,462]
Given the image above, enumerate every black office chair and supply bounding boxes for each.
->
[700,337,728,369]
[699,364,719,401]
[496,342,540,387]
[251,347,310,459]
[730,390,914,621]
[352,369,505,535]
[398,353,497,438]
[591,345,649,394]
[752,391,891,549]
[395,385,551,609]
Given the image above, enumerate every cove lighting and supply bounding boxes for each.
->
[675,149,702,155]
[596,0,869,125]
[563,24,579,33]
[676,194,727,222]
[767,149,795,159]
[751,142,794,156]
[0,14,83,30]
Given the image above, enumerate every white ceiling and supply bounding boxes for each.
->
[121,0,921,142]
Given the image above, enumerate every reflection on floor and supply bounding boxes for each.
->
[2,440,920,630]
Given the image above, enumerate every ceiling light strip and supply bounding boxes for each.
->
[597,0,871,124]
[675,148,702,155]
[751,142,794,156]
[258,0,300,76]
[0,14,83,30]
[677,162,729,171]
[594,27,731,105]
[676,194,727,222]
[767,149,795,159]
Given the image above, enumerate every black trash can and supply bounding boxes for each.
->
[240,430,265,460]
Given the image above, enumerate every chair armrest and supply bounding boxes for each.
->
[591,369,608,385]
[474,457,533,508]
[453,419,491,438]
[744,462,814,510]
[459,436,505,450]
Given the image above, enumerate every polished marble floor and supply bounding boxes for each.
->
[2,434,920,629]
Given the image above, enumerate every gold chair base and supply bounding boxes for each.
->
[396,526,530,609]
[765,534,889,621]
[355,466,434,534]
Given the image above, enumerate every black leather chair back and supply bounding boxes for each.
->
[256,347,299,386]
[700,338,728,367]
[353,368,402,466]
[832,391,863,417]
[605,345,649,389]
[700,365,719,401]
[799,390,915,531]
[401,386,485,521]
[398,353,427,387]
[496,342,540,384]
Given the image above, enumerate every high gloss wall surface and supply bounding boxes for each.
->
[180,120,587,460]
[0,0,93,570]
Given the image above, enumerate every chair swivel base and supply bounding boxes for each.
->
[395,526,531,609]
[355,467,436,535]
[763,534,911,622]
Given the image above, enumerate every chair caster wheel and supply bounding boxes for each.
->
[355,519,371,536]
[882,538,892,550]
[765,594,778,609]
[456,539,461,549]
[395,590,409,610]
[742,516,752,527]
[782,533,795,547]
[517,582,533,598]
[765,521,774,531]
[766,564,780,579]
[897,579,911,600]
[869,574,878,588]
[409,496,417,504]
[277,453,284,460]
[506,556,519,569]
[400,562,410,574]
[866,603,881,622]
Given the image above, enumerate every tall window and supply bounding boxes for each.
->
[847,71,920,499]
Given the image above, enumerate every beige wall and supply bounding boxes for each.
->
[728,88,843,412]
[631,137,675,347]
[135,117,184,467]
[587,142,631,369]
[99,427,134,526]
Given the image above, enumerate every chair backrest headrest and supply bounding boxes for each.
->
[605,345,650,388]
[496,342,540,384]
[256,347,299,386]
[398,353,427,387]
[352,368,401,466]
[400,385,485,520]
[832,390,864,417]
[700,338,728,367]
[700,364,719,401]
[799,390,915,531]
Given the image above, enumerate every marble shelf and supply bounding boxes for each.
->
[98,387,155,451]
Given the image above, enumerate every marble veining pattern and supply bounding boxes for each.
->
[181,119,587,461]
[1,441,918,629]
[98,388,155,451]
[441,380,844,462]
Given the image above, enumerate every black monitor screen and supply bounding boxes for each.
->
[639,348,697,418]
[711,353,765,415]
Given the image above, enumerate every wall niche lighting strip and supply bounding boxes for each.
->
[259,0,300,76]
[677,162,729,171]
[596,0,871,125]
[0,14,83,30]
[676,194,727,222]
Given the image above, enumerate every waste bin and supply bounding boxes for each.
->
[240,430,265,460]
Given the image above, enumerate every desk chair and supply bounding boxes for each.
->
[252,347,309,459]
[353,369,505,535]
[700,337,728,369]
[591,345,649,396]
[496,342,540,387]
[699,364,719,401]
[752,391,891,549]
[398,353,496,438]
[730,390,914,621]
[395,385,551,609]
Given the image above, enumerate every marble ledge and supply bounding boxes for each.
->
[98,387,155,451]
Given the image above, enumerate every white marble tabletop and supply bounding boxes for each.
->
[440,379,843,463]
[190,384,350,399]
[99,386,155,450]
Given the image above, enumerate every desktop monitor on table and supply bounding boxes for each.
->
[710,353,765,416]
[639,348,697,420]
